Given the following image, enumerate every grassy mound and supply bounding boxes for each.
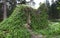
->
[0,5,32,38]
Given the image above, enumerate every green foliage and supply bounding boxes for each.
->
[31,4,48,30]
[37,22,60,35]
[38,4,48,29]
[48,22,60,35]
[0,5,32,38]
[49,0,60,19]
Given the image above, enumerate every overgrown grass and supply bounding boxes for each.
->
[33,21,60,38]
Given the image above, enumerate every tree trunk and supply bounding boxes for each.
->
[3,0,7,20]
[27,12,31,25]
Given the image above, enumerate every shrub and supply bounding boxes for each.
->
[0,5,32,38]
[31,4,48,30]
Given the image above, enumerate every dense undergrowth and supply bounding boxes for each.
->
[0,5,32,38]
[0,5,60,38]
[31,7,48,30]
